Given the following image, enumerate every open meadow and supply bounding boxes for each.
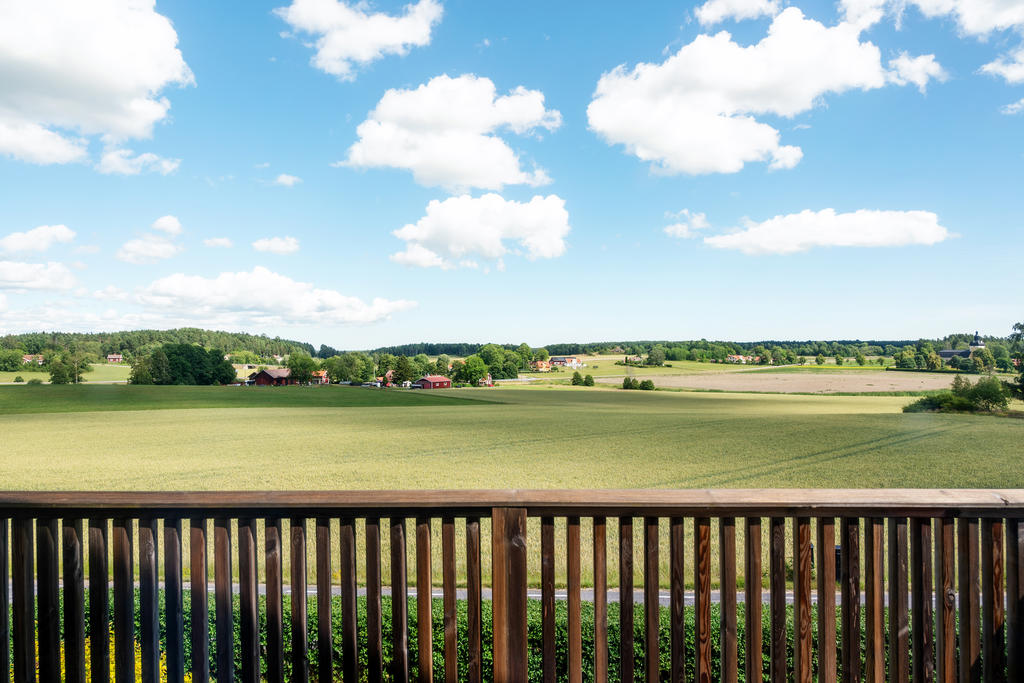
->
[0,362,131,384]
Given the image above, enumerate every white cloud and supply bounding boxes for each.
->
[252,236,300,254]
[275,0,442,81]
[903,0,1024,36]
[92,285,130,301]
[695,0,780,25]
[0,225,75,253]
[75,245,100,255]
[0,261,76,290]
[703,208,952,254]
[116,234,182,264]
[0,0,192,166]
[97,148,181,175]
[344,74,562,192]
[587,8,939,175]
[0,293,6,312]
[664,210,710,239]
[1001,97,1024,113]
[887,52,948,92]
[151,215,182,235]
[982,47,1024,83]
[391,193,570,269]
[273,173,302,186]
[203,237,234,248]
[139,266,416,324]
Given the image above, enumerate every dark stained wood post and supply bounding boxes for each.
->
[620,516,635,682]
[670,517,686,683]
[340,517,359,683]
[864,518,884,682]
[840,517,860,683]
[37,517,60,682]
[720,517,738,683]
[164,518,185,683]
[889,518,909,683]
[793,517,813,683]
[365,517,384,683]
[63,518,86,683]
[292,518,310,683]
[569,515,583,683]
[769,517,786,683]
[89,518,111,683]
[746,517,763,683]
[695,517,712,683]
[910,518,934,682]
[214,517,234,683]
[239,518,259,683]
[466,517,482,683]
[816,517,836,683]
[190,518,210,683]
[958,518,981,683]
[390,517,410,683]
[934,518,955,683]
[316,517,333,683]
[113,517,135,683]
[541,516,555,683]
[981,519,1005,683]
[492,507,527,683]
[1008,519,1024,683]
[643,517,659,683]
[139,517,160,683]
[416,517,433,682]
[11,518,34,683]
[594,516,609,683]
[265,519,285,683]
[0,519,8,683]
[441,516,458,683]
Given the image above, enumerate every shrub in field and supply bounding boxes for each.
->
[14,375,23,382]
[639,379,655,390]
[583,374,595,386]
[621,377,639,390]
[571,371,583,385]
[904,374,1010,414]
[26,378,43,385]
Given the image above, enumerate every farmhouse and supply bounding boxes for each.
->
[106,353,123,363]
[938,331,985,361]
[550,355,583,369]
[249,368,296,386]
[413,374,451,389]
[530,360,551,372]
[310,370,329,385]
[726,354,756,364]
[21,354,44,365]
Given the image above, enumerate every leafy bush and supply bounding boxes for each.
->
[639,380,655,391]
[13,375,23,383]
[570,372,583,386]
[621,377,639,390]
[583,375,595,387]
[904,374,1010,413]
[26,378,43,385]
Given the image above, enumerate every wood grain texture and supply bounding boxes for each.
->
[36,518,60,683]
[958,518,980,683]
[746,517,763,683]
[1007,519,1024,683]
[113,518,135,683]
[643,516,658,683]
[416,517,433,683]
[695,517,712,683]
[594,516,608,683]
[62,518,86,683]
[164,519,185,683]
[291,518,309,683]
[214,517,234,683]
[491,507,528,682]
[0,520,9,683]
[442,516,458,683]
[910,518,934,683]
[340,517,359,683]
[840,517,860,683]
[770,517,786,683]
[793,517,813,683]
[390,518,409,683]
[888,518,909,683]
[466,517,482,683]
[934,518,955,683]
[816,518,836,683]
[138,517,160,683]
[239,518,259,683]
[720,517,738,683]
[365,517,384,683]
[541,516,555,683]
[981,519,1005,683]
[619,516,635,683]
[11,518,34,683]
[864,518,884,683]
[316,517,333,683]
[265,519,284,683]
[670,517,686,683]
[189,518,209,683]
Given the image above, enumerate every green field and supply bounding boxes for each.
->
[0,362,131,384]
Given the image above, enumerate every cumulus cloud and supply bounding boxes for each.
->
[695,0,780,25]
[96,148,181,175]
[203,237,233,248]
[391,193,570,269]
[588,8,943,175]
[151,215,182,235]
[982,47,1024,83]
[0,0,192,166]
[703,208,951,254]
[664,210,710,239]
[116,234,182,264]
[0,261,76,290]
[252,236,299,254]
[344,74,562,192]
[139,266,416,324]
[91,285,130,301]
[273,173,302,186]
[1001,97,1024,114]
[888,52,948,92]
[901,0,1024,36]
[275,0,442,81]
[0,225,75,253]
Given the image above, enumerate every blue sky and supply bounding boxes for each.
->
[0,0,1021,349]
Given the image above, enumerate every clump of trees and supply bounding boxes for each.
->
[48,351,94,384]
[903,374,1011,414]
[621,377,654,390]
[570,372,595,386]
[130,344,236,385]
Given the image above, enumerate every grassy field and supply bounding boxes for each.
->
[0,362,131,384]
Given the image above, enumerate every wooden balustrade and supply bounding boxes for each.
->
[0,489,1022,682]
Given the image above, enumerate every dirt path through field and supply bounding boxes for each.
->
[597,371,954,393]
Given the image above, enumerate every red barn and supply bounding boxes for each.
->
[413,374,451,389]
[249,369,295,386]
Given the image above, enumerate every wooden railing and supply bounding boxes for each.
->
[0,490,1022,682]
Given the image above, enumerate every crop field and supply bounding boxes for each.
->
[0,362,131,384]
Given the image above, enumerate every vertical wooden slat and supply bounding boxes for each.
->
[1007,519,1024,683]
[164,519,185,683]
[540,516,555,683]
[63,518,86,683]
[37,518,59,682]
[89,519,110,683]
[190,518,209,683]
[935,518,955,683]
[889,518,910,683]
[113,517,135,683]
[239,518,259,683]
[416,517,433,683]
[695,516,712,683]
[366,517,384,683]
[139,517,159,683]
[911,518,934,683]
[670,517,686,683]
[569,515,583,683]
[265,519,285,683]
[291,517,310,683]
[841,517,861,683]
[0,519,8,683]
[619,516,635,683]
[720,517,738,683]
[491,507,528,683]
[794,517,813,683]
[770,516,787,683]
[11,518,34,683]
[643,517,658,683]
[958,518,981,683]
[340,517,359,683]
[594,516,609,683]
[441,516,458,683]
[980,519,1005,683]
[214,517,234,683]
[316,517,333,683]
[746,517,763,683]
[864,518,884,683]
[817,517,836,683]
[390,517,409,683]
[466,517,482,683]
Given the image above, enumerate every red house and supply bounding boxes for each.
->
[311,370,329,385]
[249,369,296,386]
[413,374,451,389]
[106,353,123,363]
